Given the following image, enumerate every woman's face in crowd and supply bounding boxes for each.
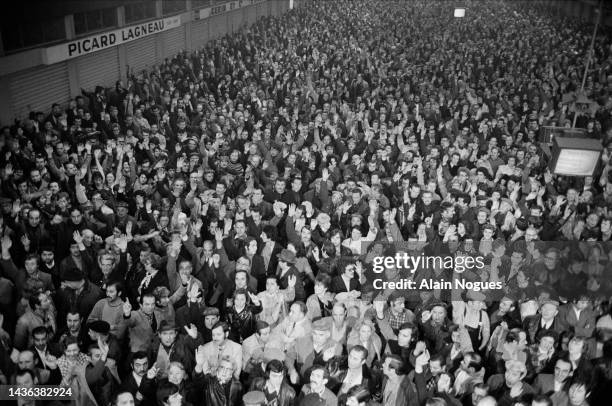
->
[167,364,184,385]
[234,293,247,309]
[65,343,79,359]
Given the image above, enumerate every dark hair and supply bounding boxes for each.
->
[24,253,39,264]
[212,321,230,334]
[345,385,371,403]
[28,291,45,310]
[131,351,149,365]
[536,329,559,344]
[464,352,482,371]
[383,354,404,375]
[15,369,36,382]
[255,320,270,334]
[262,225,278,241]
[112,392,134,406]
[63,336,80,352]
[265,359,285,377]
[310,364,330,380]
[429,353,446,366]
[88,343,100,354]
[156,381,180,406]
[106,280,123,293]
[291,301,307,315]
[315,273,331,288]
[531,395,553,406]
[349,344,369,361]
[140,293,156,304]
[32,326,48,338]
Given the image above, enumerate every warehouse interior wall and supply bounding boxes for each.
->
[0,0,292,126]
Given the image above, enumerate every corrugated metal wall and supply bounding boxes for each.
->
[163,26,187,59]
[76,47,121,92]
[191,18,210,48]
[126,35,157,75]
[8,62,70,120]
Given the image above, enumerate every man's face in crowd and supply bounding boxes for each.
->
[540,303,558,320]
[67,312,81,333]
[431,306,446,324]
[289,303,305,322]
[178,261,192,280]
[18,351,36,371]
[116,393,135,406]
[310,369,327,392]
[505,367,524,387]
[347,349,365,370]
[216,360,233,383]
[211,326,226,345]
[100,257,114,276]
[569,383,588,406]
[525,227,539,241]
[141,297,155,315]
[106,285,119,301]
[33,332,48,351]
[16,371,35,388]
[391,297,405,313]
[554,359,571,383]
[159,329,177,347]
[472,386,488,405]
[543,250,558,270]
[257,326,271,343]
[24,257,38,275]
[204,315,219,330]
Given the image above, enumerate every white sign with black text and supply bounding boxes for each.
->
[44,15,182,64]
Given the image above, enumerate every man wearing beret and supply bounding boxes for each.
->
[55,266,103,331]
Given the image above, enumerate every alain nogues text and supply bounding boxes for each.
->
[370,253,503,291]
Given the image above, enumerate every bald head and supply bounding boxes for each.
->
[18,350,35,370]
[477,396,497,406]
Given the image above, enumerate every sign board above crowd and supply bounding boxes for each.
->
[549,137,603,177]
[196,0,267,20]
[44,15,182,65]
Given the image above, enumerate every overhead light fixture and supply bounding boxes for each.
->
[454,8,466,18]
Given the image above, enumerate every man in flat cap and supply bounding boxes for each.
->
[285,317,343,385]
[56,266,103,332]
[524,299,566,344]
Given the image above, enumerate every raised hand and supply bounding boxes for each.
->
[321,168,329,181]
[97,337,109,359]
[373,300,385,316]
[115,235,128,252]
[212,254,220,268]
[146,363,159,380]
[45,354,58,370]
[184,323,198,339]
[248,291,260,305]
[123,298,132,316]
[287,274,297,289]
[288,203,296,218]
[20,234,30,249]
[195,345,206,366]
[73,231,83,245]
[1,235,12,251]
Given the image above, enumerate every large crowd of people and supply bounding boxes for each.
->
[1,0,612,405]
